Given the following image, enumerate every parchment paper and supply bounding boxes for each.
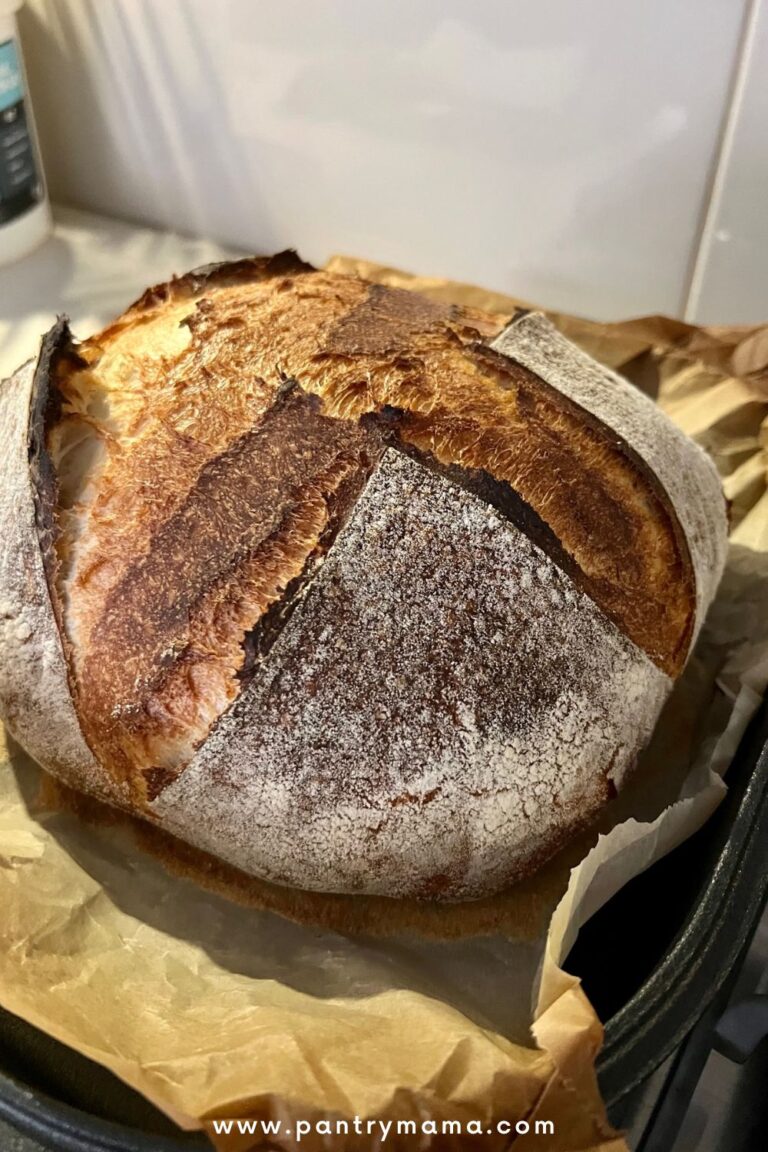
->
[1,258,768,1151]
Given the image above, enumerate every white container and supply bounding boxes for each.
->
[0,0,50,266]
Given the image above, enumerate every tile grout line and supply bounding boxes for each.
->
[681,0,762,323]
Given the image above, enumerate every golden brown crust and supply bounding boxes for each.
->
[124,250,314,318]
[0,356,128,808]
[75,386,381,799]
[390,345,694,673]
[44,257,695,803]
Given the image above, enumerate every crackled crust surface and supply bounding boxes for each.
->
[0,253,729,898]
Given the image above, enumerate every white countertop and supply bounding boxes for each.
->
[0,205,239,379]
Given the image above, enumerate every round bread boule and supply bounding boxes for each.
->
[0,255,728,899]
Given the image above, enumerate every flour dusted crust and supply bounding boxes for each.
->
[0,255,729,899]
[151,451,669,898]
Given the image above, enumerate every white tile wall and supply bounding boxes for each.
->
[14,0,766,323]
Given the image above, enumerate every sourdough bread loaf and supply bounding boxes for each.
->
[0,254,728,899]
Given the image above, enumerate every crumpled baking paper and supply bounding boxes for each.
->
[1,257,767,1152]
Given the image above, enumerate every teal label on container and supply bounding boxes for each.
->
[0,39,24,112]
[0,38,42,224]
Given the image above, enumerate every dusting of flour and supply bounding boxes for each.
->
[152,450,670,899]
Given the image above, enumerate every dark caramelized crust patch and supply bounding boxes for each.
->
[28,319,88,692]
[120,250,315,323]
[326,282,454,354]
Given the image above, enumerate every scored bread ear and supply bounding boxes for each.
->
[0,330,128,806]
[490,313,728,644]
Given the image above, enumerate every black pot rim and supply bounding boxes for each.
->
[0,1071,198,1152]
